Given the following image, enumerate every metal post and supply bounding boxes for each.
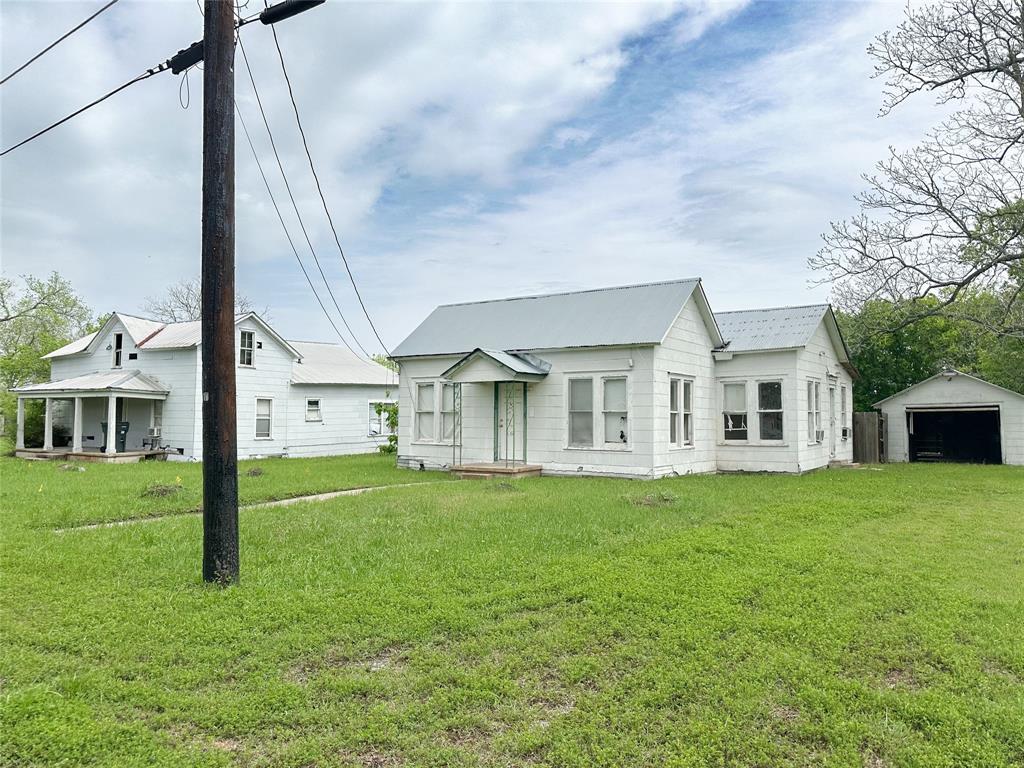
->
[15,397,25,450]
[522,382,528,465]
[201,0,239,585]
[43,397,53,450]
[105,394,117,455]
[72,396,83,453]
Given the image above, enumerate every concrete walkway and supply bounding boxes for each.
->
[54,481,447,533]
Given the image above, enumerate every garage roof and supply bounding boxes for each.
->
[873,369,1024,407]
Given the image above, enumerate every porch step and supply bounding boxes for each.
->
[452,463,543,480]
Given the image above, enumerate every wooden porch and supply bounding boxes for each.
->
[14,448,170,464]
[452,462,542,480]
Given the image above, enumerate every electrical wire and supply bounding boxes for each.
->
[1,0,121,86]
[0,63,168,157]
[236,101,361,357]
[266,24,392,356]
[236,34,373,358]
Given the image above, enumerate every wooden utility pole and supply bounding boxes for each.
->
[201,0,239,584]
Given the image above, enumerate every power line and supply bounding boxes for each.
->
[235,101,362,357]
[266,24,392,356]
[1,0,121,86]
[236,34,373,358]
[0,63,168,157]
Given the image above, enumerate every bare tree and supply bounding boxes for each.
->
[811,0,1024,336]
[143,278,267,323]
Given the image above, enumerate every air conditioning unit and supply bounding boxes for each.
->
[148,427,162,438]
[815,429,825,442]
[841,426,851,440]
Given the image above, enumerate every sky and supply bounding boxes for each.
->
[0,0,944,354]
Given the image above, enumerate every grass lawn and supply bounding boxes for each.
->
[1,457,1022,767]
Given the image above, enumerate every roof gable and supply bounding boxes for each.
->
[43,312,165,360]
[873,369,1024,407]
[392,278,718,358]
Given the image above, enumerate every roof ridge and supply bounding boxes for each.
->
[438,277,701,308]
[715,303,830,316]
[114,310,164,323]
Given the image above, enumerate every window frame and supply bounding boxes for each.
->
[150,400,163,430]
[440,383,456,445]
[254,397,273,440]
[567,377,595,448]
[305,397,322,422]
[368,399,397,438]
[239,330,255,368]
[669,376,694,449]
[807,380,822,444]
[722,381,748,442]
[413,382,437,444]
[756,380,784,442]
[112,332,123,368]
[601,376,629,446]
[840,384,849,440]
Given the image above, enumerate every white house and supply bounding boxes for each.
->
[875,370,1024,465]
[12,311,396,461]
[391,278,855,478]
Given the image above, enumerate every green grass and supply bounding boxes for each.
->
[1,457,1022,767]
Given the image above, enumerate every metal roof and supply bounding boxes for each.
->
[42,332,97,359]
[393,278,709,357]
[13,370,170,395]
[873,369,1024,407]
[441,349,552,381]
[714,304,830,352]
[118,313,165,345]
[290,341,394,385]
[137,320,200,349]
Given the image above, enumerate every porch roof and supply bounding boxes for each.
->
[442,349,551,383]
[13,370,170,398]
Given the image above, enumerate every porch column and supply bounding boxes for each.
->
[72,397,83,453]
[15,398,25,450]
[43,397,53,450]
[105,394,117,455]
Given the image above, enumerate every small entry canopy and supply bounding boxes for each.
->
[441,349,551,384]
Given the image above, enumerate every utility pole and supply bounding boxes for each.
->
[201,0,238,584]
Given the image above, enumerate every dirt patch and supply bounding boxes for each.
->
[982,659,1021,682]
[212,737,241,752]
[340,749,405,767]
[491,481,522,493]
[287,644,407,683]
[142,483,181,498]
[862,748,890,768]
[58,463,85,472]
[770,704,800,723]
[883,667,919,690]
[245,467,265,477]
[631,491,678,508]
[532,695,575,728]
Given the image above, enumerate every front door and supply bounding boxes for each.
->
[828,386,837,458]
[495,382,525,465]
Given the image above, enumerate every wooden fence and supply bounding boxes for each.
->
[853,412,886,464]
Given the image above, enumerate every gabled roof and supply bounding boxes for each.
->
[290,341,394,386]
[13,370,169,396]
[44,312,301,360]
[441,349,552,382]
[873,369,1024,407]
[392,278,723,358]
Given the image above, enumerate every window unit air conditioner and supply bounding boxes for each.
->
[841,426,850,440]
[815,429,825,442]
[148,427,161,438]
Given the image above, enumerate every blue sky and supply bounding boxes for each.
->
[1,1,942,354]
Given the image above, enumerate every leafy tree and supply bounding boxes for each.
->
[371,354,398,372]
[143,278,266,322]
[0,273,95,447]
[812,0,1023,335]
[374,401,398,454]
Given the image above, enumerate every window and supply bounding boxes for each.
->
[415,383,435,441]
[151,401,163,430]
[369,401,397,437]
[568,378,593,447]
[670,378,693,447]
[807,381,821,442]
[112,332,123,368]
[255,398,272,439]
[441,383,456,442]
[603,377,628,444]
[239,330,255,367]
[723,382,747,441]
[841,385,848,439]
[305,398,322,422]
[757,381,783,441]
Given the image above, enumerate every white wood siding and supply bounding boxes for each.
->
[878,376,1024,465]
[795,321,854,471]
[286,384,395,457]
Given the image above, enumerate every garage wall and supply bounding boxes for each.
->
[878,373,1024,465]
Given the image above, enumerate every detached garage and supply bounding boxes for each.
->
[875,370,1024,466]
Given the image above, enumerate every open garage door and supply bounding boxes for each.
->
[907,408,1002,464]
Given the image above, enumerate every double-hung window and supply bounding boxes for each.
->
[369,400,396,436]
[239,330,255,367]
[151,401,163,433]
[568,378,593,447]
[757,381,783,441]
[669,378,694,447]
[603,377,628,445]
[807,381,821,442]
[441,383,456,442]
[840,385,848,439]
[255,398,272,439]
[415,383,435,442]
[112,332,123,368]
[723,382,748,441]
[305,398,322,422]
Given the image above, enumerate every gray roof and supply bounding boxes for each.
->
[873,369,1024,407]
[393,278,714,357]
[13,370,169,395]
[441,349,552,380]
[714,304,830,352]
[290,341,394,386]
